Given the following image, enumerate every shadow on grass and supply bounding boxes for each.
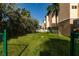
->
[18,45,28,56]
[40,38,70,56]
[0,44,28,56]
[7,44,28,56]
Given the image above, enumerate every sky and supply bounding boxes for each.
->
[16,3,49,25]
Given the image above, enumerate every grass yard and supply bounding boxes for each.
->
[0,32,72,56]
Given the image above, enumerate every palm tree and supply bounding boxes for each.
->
[47,3,60,34]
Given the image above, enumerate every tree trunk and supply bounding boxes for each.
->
[55,16,58,34]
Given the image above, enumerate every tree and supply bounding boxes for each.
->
[47,3,60,33]
[0,3,39,38]
[20,8,39,33]
[21,8,30,17]
[0,4,3,31]
[0,4,3,21]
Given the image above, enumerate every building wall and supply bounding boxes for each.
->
[45,3,79,36]
[52,15,56,23]
[70,3,78,18]
[58,19,71,36]
[46,12,53,28]
[58,3,79,36]
[77,4,79,17]
[70,3,78,24]
[48,12,53,27]
[58,3,70,36]
[46,16,49,28]
[46,14,58,29]
[58,3,70,23]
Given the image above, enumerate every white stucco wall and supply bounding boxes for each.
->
[52,16,59,23]
[52,15,56,23]
[70,3,78,24]
[46,16,50,28]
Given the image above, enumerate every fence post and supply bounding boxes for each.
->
[70,29,77,56]
[3,29,7,56]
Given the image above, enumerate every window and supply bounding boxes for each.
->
[72,5,77,9]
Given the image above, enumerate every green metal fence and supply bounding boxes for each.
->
[0,30,7,56]
[70,29,79,56]
[73,31,79,56]
[0,30,28,56]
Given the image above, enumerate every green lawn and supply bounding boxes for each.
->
[0,32,73,56]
